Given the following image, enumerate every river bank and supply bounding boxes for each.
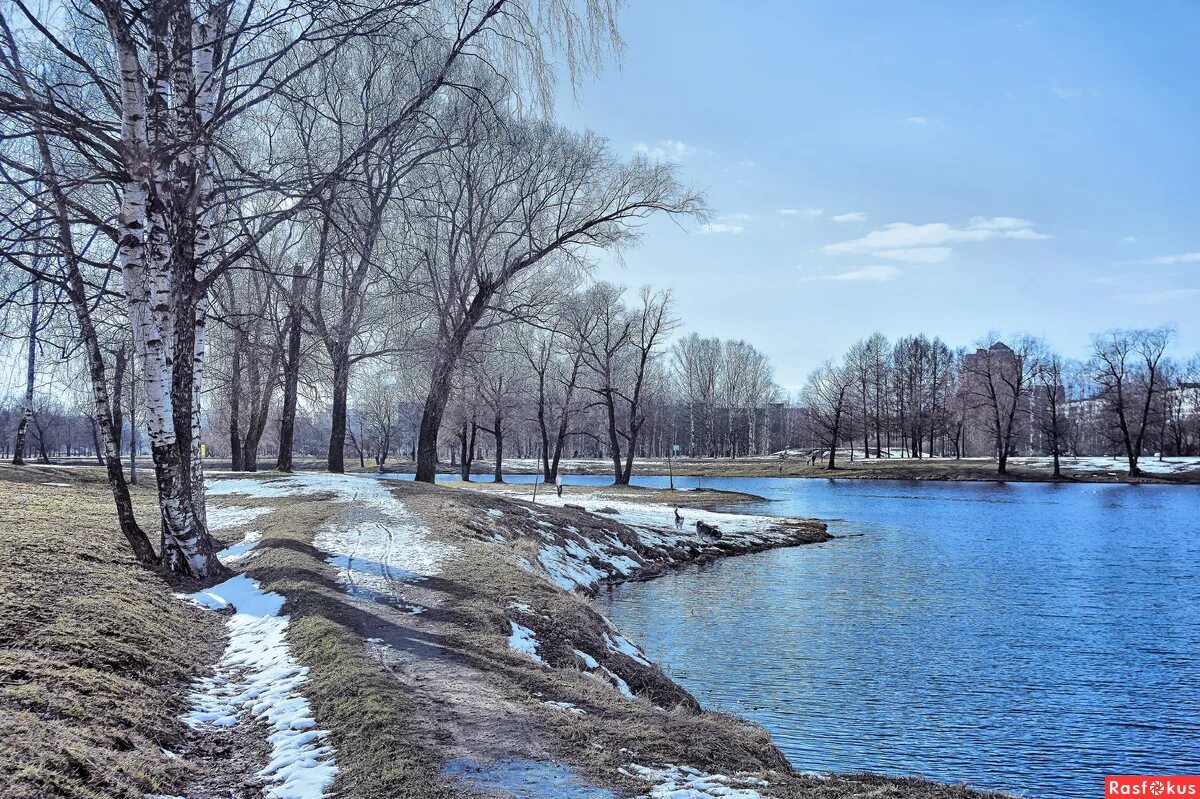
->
[477,454,1200,485]
[1,466,1012,799]
[37,453,1200,485]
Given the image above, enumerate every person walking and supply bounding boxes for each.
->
[555,474,564,497]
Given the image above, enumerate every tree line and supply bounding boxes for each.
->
[798,327,1198,477]
[0,0,699,578]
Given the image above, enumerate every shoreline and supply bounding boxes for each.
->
[3,466,1013,799]
[36,454,1200,486]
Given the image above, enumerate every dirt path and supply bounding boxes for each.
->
[196,473,1014,799]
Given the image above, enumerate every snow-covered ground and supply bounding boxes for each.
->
[1012,455,1200,475]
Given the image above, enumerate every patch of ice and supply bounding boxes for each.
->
[623,764,772,799]
[42,481,71,487]
[509,621,544,664]
[182,574,337,799]
[488,508,504,518]
[507,601,535,615]
[543,700,586,715]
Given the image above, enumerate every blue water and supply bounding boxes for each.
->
[443,757,615,798]
[546,475,1200,799]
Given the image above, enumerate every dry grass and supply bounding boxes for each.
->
[0,465,223,799]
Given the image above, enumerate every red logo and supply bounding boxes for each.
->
[1107,777,1200,797]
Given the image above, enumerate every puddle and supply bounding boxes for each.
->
[442,757,615,799]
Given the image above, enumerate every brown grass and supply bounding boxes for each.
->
[0,465,224,799]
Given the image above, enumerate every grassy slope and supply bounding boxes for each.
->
[0,465,222,799]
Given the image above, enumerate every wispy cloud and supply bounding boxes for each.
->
[831,211,867,223]
[1113,287,1200,304]
[1120,236,1137,244]
[874,247,952,263]
[1143,252,1200,265]
[779,208,823,217]
[738,158,756,168]
[698,222,744,235]
[823,216,1051,261]
[1051,86,1082,99]
[826,265,901,282]
[634,139,698,161]
[720,212,753,222]
[799,264,901,283]
[905,116,929,125]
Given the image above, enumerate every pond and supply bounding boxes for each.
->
[564,475,1200,799]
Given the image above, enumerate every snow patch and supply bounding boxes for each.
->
[216,530,263,564]
[208,504,272,532]
[182,574,337,799]
[509,621,544,664]
[622,764,772,799]
[604,631,651,666]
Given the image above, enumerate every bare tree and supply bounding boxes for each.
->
[1036,351,1071,478]
[408,97,701,483]
[1090,327,1174,476]
[802,358,854,469]
[963,335,1043,474]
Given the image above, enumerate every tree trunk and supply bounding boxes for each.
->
[492,416,504,484]
[327,348,349,473]
[459,419,471,482]
[276,269,305,472]
[12,279,39,466]
[229,343,243,470]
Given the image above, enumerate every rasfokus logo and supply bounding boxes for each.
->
[1107,777,1200,797]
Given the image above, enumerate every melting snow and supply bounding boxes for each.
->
[623,764,772,799]
[211,473,456,601]
[1013,455,1200,475]
[182,574,337,799]
[509,621,544,664]
[208,504,273,532]
[603,632,651,666]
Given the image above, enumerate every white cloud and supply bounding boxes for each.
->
[1051,86,1082,99]
[1090,276,1118,285]
[720,212,753,222]
[779,208,823,217]
[738,158,756,168]
[874,247,952,263]
[1144,252,1200,265]
[905,116,929,125]
[822,216,1051,261]
[1121,236,1137,244]
[634,139,698,161]
[831,211,867,223]
[698,222,743,235]
[824,265,901,282]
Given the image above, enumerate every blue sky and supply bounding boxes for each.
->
[557,1,1200,390]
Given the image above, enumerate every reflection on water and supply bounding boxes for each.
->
[576,475,1200,799]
